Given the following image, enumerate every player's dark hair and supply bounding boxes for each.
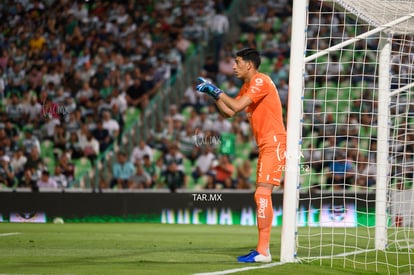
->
[236,48,261,69]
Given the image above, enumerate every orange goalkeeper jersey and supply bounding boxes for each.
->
[237,72,286,148]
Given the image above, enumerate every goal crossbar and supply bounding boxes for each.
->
[336,0,414,34]
[305,11,414,63]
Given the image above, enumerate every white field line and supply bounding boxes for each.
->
[300,248,377,261]
[0,232,21,237]
[193,248,385,275]
[192,261,286,275]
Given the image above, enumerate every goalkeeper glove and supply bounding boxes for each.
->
[196,77,223,100]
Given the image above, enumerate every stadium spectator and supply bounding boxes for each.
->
[57,153,75,185]
[0,155,15,187]
[108,103,124,142]
[192,145,215,183]
[148,120,171,153]
[193,109,214,133]
[201,55,219,82]
[236,159,253,189]
[1,136,16,158]
[207,7,230,62]
[185,107,203,130]
[125,77,148,110]
[261,30,281,60]
[25,95,43,124]
[3,121,19,144]
[207,154,234,189]
[22,147,45,190]
[214,114,232,135]
[356,155,377,189]
[128,162,151,189]
[217,54,235,86]
[29,30,47,52]
[101,110,120,140]
[21,127,41,156]
[66,132,83,160]
[239,5,263,33]
[41,115,61,141]
[65,112,81,133]
[162,162,187,193]
[303,142,323,173]
[110,151,135,189]
[141,154,158,188]
[276,78,289,109]
[221,78,240,98]
[7,63,26,96]
[269,58,289,87]
[130,140,153,164]
[0,67,5,100]
[243,32,258,50]
[109,88,127,115]
[77,124,90,147]
[99,78,113,101]
[162,143,185,175]
[175,32,192,59]
[181,80,208,113]
[80,131,100,165]
[182,16,205,44]
[76,81,94,106]
[231,115,250,143]
[169,113,186,142]
[6,93,25,127]
[92,119,112,153]
[10,147,27,183]
[52,165,69,189]
[27,66,43,94]
[178,124,199,163]
[36,170,58,189]
[325,152,356,190]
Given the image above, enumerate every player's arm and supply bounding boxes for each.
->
[215,98,235,118]
[196,77,252,117]
[216,93,252,117]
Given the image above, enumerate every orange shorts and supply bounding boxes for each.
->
[256,136,286,185]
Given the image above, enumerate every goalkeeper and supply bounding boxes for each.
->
[196,48,287,263]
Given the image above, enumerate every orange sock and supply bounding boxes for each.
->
[254,186,273,256]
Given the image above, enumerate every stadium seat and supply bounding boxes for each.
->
[43,156,56,175]
[181,106,193,122]
[40,140,54,158]
[235,141,252,159]
[74,157,92,181]
[124,107,141,129]
[186,176,195,189]
[183,158,193,176]
[260,56,273,74]
[152,148,163,163]
[249,158,257,183]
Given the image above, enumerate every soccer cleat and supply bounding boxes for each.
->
[237,249,272,263]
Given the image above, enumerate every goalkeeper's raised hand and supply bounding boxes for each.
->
[196,77,223,100]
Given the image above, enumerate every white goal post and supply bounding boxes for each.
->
[282,0,414,273]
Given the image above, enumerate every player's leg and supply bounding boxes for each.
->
[238,183,274,264]
[255,182,274,257]
[238,141,285,263]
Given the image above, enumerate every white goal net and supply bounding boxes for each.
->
[284,0,414,273]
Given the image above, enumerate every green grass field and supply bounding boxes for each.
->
[0,223,410,275]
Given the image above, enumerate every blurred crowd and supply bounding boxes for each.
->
[0,0,234,191]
